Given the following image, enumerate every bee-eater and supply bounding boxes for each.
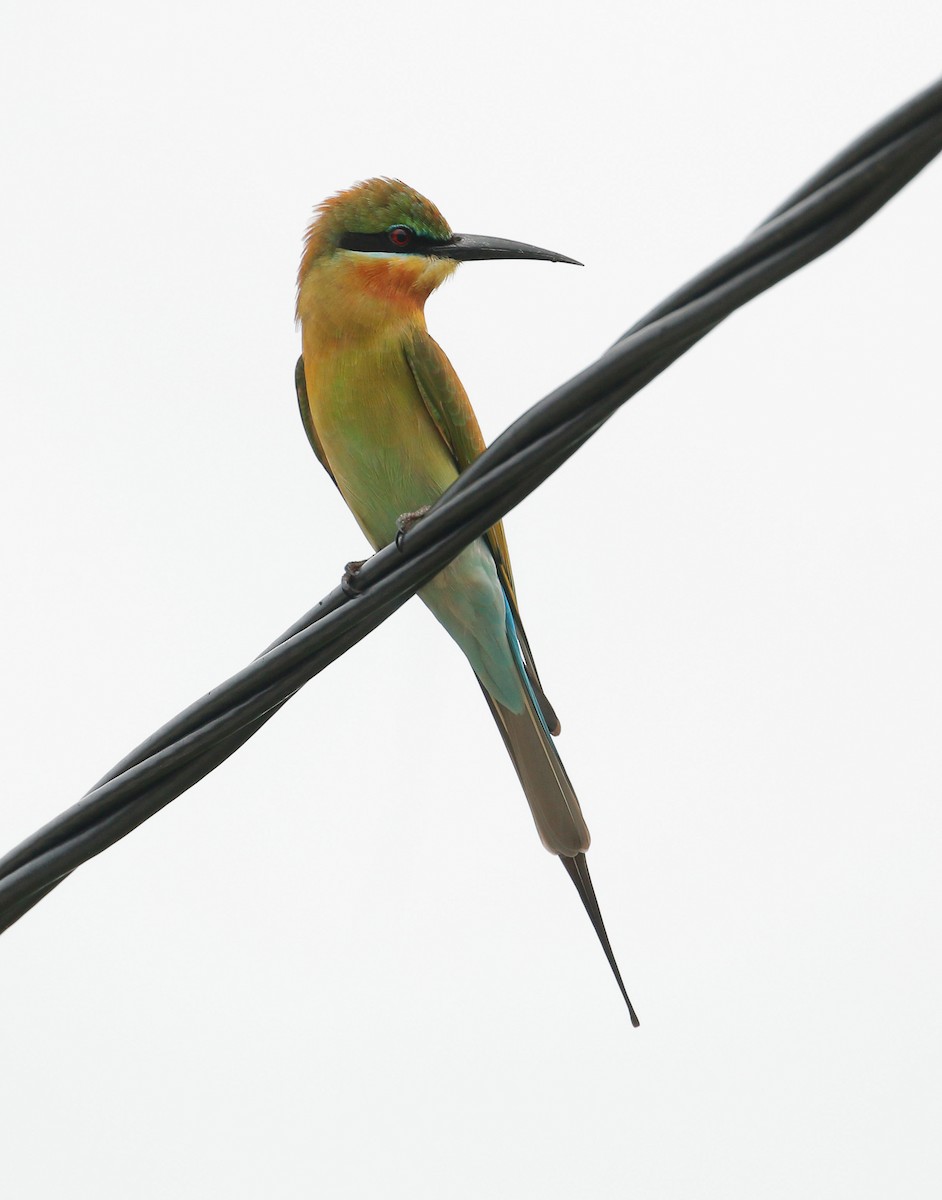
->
[295,178,638,1024]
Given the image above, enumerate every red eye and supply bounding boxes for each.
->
[388,226,413,248]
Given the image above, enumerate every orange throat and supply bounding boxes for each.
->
[297,253,457,341]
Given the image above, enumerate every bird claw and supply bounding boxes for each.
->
[341,559,367,597]
[395,505,430,550]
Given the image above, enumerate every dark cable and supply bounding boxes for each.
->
[1,77,939,933]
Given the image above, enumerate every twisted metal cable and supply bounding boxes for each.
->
[1,77,939,934]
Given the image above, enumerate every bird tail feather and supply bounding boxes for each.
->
[479,684,590,856]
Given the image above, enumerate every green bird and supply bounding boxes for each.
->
[295,178,638,1024]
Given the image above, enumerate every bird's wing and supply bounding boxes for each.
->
[404,330,561,735]
[295,355,339,489]
[403,330,512,575]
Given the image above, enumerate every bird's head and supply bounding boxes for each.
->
[296,177,579,334]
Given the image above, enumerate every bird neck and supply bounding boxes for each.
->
[297,253,456,344]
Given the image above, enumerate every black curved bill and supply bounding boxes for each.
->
[434,232,582,265]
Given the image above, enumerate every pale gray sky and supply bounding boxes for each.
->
[1,2,940,1196]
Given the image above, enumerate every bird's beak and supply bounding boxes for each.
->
[431,233,582,266]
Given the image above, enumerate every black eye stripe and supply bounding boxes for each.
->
[339,230,453,255]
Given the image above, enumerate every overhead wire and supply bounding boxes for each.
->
[1,76,939,934]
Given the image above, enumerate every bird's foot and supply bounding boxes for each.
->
[341,559,368,597]
[395,505,430,550]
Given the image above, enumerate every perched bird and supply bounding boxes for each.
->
[295,178,638,1024]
